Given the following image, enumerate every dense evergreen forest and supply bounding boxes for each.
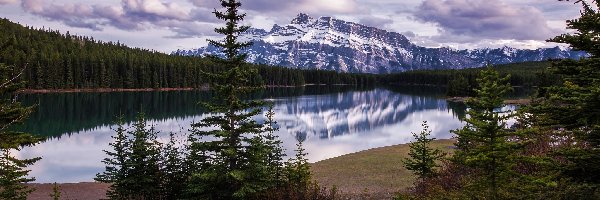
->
[0,18,376,89]
[381,61,559,96]
[0,17,559,93]
[381,61,557,86]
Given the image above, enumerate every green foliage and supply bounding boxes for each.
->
[446,74,473,97]
[127,113,162,199]
[403,121,445,181]
[95,116,130,199]
[451,67,524,199]
[185,1,288,199]
[0,18,373,90]
[0,63,42,200]
[381,61,559,96]
[526,0,600,197]
[160,132,187,200]
[95,113,167,200]
[286,142,312,191]
[49,182,61,200]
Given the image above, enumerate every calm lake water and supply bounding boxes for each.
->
[16,86,471,183]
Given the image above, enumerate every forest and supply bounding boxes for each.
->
[1,0,599,199]
[0,18,376,89]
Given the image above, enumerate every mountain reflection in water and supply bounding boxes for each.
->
[17,86,466,183]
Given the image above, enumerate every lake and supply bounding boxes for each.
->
[16,86,469,183]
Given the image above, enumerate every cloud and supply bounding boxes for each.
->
[359,15,393,28]
[19,0,217,38]
[122,0,191,21]
[190,0,360,16]
[0,0,17,5]
[414,0,559,41]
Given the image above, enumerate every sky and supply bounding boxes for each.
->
[0,0,588,53]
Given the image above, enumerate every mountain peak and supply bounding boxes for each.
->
[291,13,314,24]
[176,14,587,73]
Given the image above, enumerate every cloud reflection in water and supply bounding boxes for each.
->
[19,88,464,183]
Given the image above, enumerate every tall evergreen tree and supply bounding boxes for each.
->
[127,113,162,199]
[285,141,312,191]
[96,113,162,200]
[529,0,600,197]
[186,0,285,199]
[451,67,521,199]
[160,132,187,200]
[403,121,445,182]
[0,63,42,200]
[95,116,131,199]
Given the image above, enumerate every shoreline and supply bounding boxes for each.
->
[17,84,360,94]
[446,96,531,105]
[18,87,206,94]
[27,140,456,199]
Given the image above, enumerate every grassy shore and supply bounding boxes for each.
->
[27,139,456,199]
[311,139,456,199]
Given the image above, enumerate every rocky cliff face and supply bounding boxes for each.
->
[174,13,587,73]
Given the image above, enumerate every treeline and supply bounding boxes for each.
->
[380,61,560,96]
[256,65,377,86]
[400,1,600,199]
[0,18,373,89]
[380,61,557,87]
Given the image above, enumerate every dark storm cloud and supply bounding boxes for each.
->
[414,0,559,41]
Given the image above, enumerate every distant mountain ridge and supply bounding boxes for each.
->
[174,13,587,73]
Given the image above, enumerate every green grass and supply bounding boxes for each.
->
[310,139,455,198]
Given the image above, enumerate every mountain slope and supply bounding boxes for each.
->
[175,13,587,73]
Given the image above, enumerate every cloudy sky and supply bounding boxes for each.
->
[0,0,586,53]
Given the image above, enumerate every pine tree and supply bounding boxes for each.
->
[96,113,162,200]
[263,104,285,185]
[95,115,131,199]
[125,113,162,199]
[0,63,42,200]
[286,141,311,191]
[446,74,472,97]
[529,0,600,196]
[403,121,445,182]
[49,182,61,200]
[186,0,284,199]
[451,67,520,199]
[160,132,187,200]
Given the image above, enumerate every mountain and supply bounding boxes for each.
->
[174,13,587,74]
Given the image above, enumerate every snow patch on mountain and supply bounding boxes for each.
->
[173,13,587,73]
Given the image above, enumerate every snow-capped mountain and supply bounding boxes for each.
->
[174,13,587,73]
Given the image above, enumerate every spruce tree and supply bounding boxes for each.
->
[95,116,131,199]
[0,63,42,200]
[403,121,445,182]
[186,0,284,199]
[451,67,520,199]
[127,113,162,199]
[96,113,162,200]
[160,132,187,200]
[446,74,472,97]
[529,0,600,196]
[285,141,311,191]
[49,182,61,200]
